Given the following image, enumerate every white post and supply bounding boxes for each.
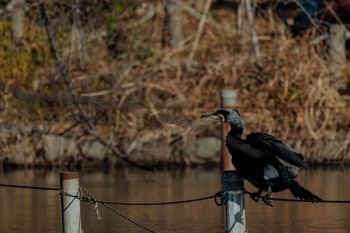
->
[223,170,245,233]
[60,172,82,233]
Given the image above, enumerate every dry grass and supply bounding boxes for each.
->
[1,1,350,166]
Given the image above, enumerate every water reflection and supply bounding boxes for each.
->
[0,167,350,233]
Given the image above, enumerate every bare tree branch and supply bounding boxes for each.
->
[38,1,152,170]
[188,0,213,63]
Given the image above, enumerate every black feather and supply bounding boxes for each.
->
[246,132,308,168]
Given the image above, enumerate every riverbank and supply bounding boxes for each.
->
[1,122,349,169]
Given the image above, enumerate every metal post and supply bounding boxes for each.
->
[60,172,82,233]
[220,90,237,171]
[223,170,245,233]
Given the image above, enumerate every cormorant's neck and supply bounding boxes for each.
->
[228,124,243,138]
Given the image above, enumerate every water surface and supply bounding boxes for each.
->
[0,167,350,232]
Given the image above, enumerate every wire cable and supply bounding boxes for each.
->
[244,190,350,204]
[268,197,350,204]
[60,187,224,206]
[0,183,59,191]
[2,183,350,204]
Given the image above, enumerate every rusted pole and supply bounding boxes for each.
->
[60,172,82,233]
[220,90,245,232]
[220,90,237,171]
[223,170,245,233]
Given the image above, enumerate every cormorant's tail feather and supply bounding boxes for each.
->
[289,180,322,202]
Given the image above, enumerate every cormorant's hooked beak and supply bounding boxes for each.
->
[200,113,225,122]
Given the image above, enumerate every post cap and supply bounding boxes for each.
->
[60,172,79,180]
[220,90,237,107]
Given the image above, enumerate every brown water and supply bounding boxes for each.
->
[0,167,350,233]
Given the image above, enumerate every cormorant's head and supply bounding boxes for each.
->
[201,108,244,137]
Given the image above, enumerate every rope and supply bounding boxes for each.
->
[0,183,59,191]
[78,187,157,233]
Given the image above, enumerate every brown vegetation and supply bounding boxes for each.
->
[0,1,349,168]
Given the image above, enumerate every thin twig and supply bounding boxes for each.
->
[188,0,213,63]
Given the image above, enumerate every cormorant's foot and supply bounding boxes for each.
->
[262,197,273,207]
[249,192,261,202]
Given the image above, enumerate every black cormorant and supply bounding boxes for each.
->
[201,108,322,206]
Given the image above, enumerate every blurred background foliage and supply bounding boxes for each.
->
[0,0,349,167]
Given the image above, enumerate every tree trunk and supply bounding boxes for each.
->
[245,0,261,65]
[329,24,346,67]
[8,0,25,41]
[162,0,183,49]
[329,24,346,88]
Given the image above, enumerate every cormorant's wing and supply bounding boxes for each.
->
[226,134,266,160]
[246,132,308,168]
